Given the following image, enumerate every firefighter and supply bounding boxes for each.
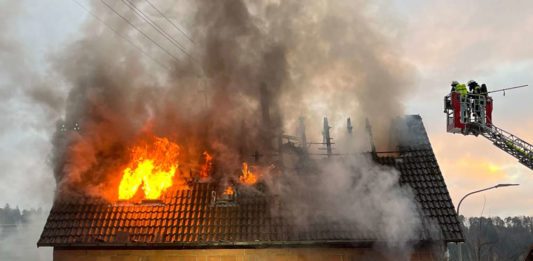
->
[480,83,488,95]
[451,81,468,122]
[453,81,468,96]
[450,81,459,92]
[476,83,489,123]
[468,80,483,120]
[467,80,480,93]
[447,81,460,109]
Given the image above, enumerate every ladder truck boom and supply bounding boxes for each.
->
[480,124,532,170]
[444,85,532,171]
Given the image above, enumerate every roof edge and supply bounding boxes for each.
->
[39,239,455,249]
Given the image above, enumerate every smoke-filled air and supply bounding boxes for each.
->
[45,0,421,256]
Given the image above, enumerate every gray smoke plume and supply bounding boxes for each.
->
[0,0,59,209]
[51,0,414,197]
[46,0,422,256]
[0,0,64,117]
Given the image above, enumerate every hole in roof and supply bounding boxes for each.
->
[211,188,238,207]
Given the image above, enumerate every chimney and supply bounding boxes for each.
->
[299,117,307,151]
[322,117,332,157]
[347,117,353,135]
[365,118,377,158]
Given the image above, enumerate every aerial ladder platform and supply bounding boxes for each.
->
[443,85,532,170]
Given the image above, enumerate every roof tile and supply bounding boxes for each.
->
[38,115,463,247]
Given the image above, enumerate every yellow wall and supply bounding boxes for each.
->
[53,247,439,261]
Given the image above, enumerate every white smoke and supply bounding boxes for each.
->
[261,124,423,259]
[0,212,51,261]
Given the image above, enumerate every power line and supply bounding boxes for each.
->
[144,0,194,44]
[120,0,197,63]
[119,0,205,78]
[70,0,169,70]
[100,0,183,64]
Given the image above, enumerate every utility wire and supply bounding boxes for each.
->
[120,0,197,63]
[100,0,183,64]
[144,0,194,43]
[119,0,203,77]
[70,0,169,70]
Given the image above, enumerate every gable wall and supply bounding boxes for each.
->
[53,247,441,261]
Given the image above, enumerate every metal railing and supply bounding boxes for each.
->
[481,124,532,170]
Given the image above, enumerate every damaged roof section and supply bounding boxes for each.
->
[38,115,463,247]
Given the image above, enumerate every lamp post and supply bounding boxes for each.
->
[456,183,519,261]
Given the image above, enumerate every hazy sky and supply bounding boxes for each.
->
[0,0,531,220]
[400,0,533,218]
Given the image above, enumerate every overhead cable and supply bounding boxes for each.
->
[100,0,183,64]
[120,0,197,63]
[70,0,169,70]
[144,0,194,43]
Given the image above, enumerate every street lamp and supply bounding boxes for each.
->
[457,183,519,216]
[456,183,519,261]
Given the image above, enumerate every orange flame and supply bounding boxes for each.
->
[239,162,257,185]
[223,186,235,196]
[118,136,181,200]
[199,151,213,178]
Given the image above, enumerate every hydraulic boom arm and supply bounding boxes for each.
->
[480,124,532,170]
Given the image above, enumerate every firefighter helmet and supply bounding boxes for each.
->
[467,80,478,87]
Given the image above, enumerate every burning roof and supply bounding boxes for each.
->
[38,115,463,248]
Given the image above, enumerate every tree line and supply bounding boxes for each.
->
[448,216,533,261]
[0,204,43,238]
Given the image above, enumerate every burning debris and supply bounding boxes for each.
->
[239,162,258,186]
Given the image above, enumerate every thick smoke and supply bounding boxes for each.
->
[49,0,422,255]
[52,0,414,197]
[259,125,424,258]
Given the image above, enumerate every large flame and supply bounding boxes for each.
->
[239,162,257,185]
[118,136,181,200]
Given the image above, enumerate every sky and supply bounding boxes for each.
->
[0,0,531,221]
[400,0,533,218]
